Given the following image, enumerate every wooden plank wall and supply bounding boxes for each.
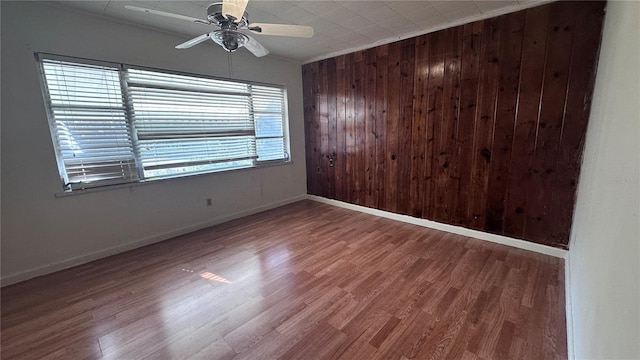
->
[302,1,605,249]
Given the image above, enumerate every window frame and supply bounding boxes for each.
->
[35,53,292,194]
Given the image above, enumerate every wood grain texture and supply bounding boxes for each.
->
[454,21,483,226]
[364,48,377,208]
[374,45,389,210]
[327,57,338,200]
[303,1,605,249]
[385,41,402,213]
[467,16,500,231]
[335,55,347,202]
[503,4,550,238]
[549,1,606,245]
[1,201,567,359]
[434,27,462,224]
[522,3,576,245]
[354,51,366,205]
[485,11,525,234]
[409,34,430,219]
[318,60,330,199]
[302,63,315,195]
[397,38,416,216]
[423,31,446,221]
[344,53,356,204]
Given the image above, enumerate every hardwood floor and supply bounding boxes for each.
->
[1,200,567,359]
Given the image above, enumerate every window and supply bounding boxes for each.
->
[37,54,290,191]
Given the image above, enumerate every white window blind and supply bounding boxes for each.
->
[37,54,290,192]
[252,85,288,162]
[126,68,257,178]
[40,58,139,190]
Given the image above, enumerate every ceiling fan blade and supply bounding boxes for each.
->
[175,33,212,49]
[222,0,249,22]
[244,34,270,57]
[125,5,209,25]
[250,23,314,38]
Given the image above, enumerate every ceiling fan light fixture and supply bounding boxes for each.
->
[211,30,248,52]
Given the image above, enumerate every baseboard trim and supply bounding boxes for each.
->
[307,195,568,258]
[1,194,308,287]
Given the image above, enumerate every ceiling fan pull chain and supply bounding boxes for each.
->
[228,51,233,78]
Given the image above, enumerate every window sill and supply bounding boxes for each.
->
[54,160,294,198]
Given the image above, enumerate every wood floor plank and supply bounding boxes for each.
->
[1,200,567,359]
[279,321,346,360]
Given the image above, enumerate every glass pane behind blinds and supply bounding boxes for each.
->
[126,69,257,178]
[41,59,139,189]
[251,85,287,161]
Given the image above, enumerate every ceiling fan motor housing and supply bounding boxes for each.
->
[207,3,248,26]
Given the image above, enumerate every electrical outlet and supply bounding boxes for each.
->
[206,198,212,206]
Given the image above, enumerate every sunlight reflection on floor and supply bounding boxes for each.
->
[199,271,232,284]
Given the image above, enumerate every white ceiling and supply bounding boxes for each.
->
[52,0,549,63]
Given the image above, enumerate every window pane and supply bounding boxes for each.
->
[256,138,287,162]
[252,85,287,162]
[144,160,253,178]
[255,114,284,138]
[126,68,257,176]
[138,136,256,178]
[43,62,123,107]
[40,58,139,189]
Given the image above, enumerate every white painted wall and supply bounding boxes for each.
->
[0,2,307,285]
[568,1,640,359]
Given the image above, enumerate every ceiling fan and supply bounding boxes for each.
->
[125,0,314,57]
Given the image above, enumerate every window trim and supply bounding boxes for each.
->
[35,53,292,195]
[52,158,296,198]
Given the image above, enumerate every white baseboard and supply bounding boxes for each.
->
[3,193,568,287]
[0,194,307,287]
[307,195,568,259]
